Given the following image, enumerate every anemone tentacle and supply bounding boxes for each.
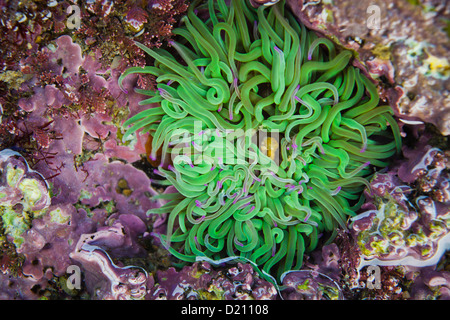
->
[120,0,401,279]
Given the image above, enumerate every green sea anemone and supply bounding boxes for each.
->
[119,0,401,279]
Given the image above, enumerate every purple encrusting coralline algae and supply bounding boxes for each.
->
[0,31,166,298]
[351,134,449,268]
[0,0,187,298]
[69,215,150,300]
[0,147,165,298]
[347,131,450,299]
